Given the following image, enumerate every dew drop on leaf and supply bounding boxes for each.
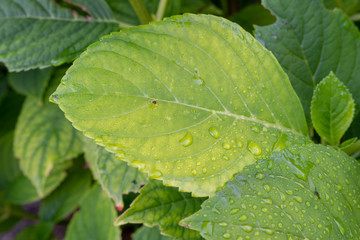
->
[239,214,247,221]
[179,132,193,147]
[255,172,265,180]
[230,208,240,214]
[240,225,253,233]
[222,143,231,150]
[219,222,228,227]
[208,127,220,139]
[223,233,231,239]
[149,169,163,178]
[236,139,243,148]
[247,141,262,156]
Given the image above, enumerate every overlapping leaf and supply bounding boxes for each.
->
[65,184,120,240]
[132,226,171,240]
[52,14,308,196]
[14,96,83,195]
[0,0,119,71]
[83,138,147,207]
[311,72,355,145]
[255,0,360,120]
[116,180,205,239]
[183,143,360,239]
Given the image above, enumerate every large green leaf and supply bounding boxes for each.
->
[14,96,83,196]
[116,180,205,239]
[183,143,360,239]
[0,132,20,190]
[0,0,119,71]
[39,167,92,222]
[132,226,172,240]
[64,184,120,240]
[52,14,308,196]
[8,68,53,103]
[83,138,147,207]
[255,0,360,121]
[311,72,355,145]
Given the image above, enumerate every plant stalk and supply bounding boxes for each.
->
[128,0,153,24]
[156,0,168,21]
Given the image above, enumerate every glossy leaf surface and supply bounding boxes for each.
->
[311,72,355,145]
[52,14,307,196]
[0,0,119,71]
[65,184,120,240]
[183,143,360,239]
[83,139,147,207]
[255,0,360,119]
[116,180,205,239]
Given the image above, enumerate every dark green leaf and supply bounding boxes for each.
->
[15,222,53,240]
[0,91,24,136]
[0,0,119,71]
[132,226,172,240]
[255,0,360,120]
[311,72,355,145]
[64,184,120,240]
[116,180,205,239]
[0,131,20,190]
[39,168,92,222]
[8,68,53,103]
[83,138,147,207]
[183,143,360,239]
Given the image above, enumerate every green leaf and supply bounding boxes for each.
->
[64,184,120,240]
[183,143,360,239]
[5,160,72,204]
[0,0,119,71]
[0,132,20,190]
[255,0,360,120]
[132,226,172,240]
[52,14,308,196]
[229,4,276,33]
[14,95,83,195]
[116,180,205,239]
[0,72,7,104]
[323,0,360,15]
[83,138,147,207]
[8,68,53,103]
[0,91,24,136]
[15,222,53,240]
[311,72,355,145]
[39,168,92,222]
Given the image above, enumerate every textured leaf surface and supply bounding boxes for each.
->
[52,14,307,196]
[8,68,53,103]
[133,226,172,240]
[311,72,355,145]
[183,143,360,239]
[4,161,72,204]
[14,97,83,195]
[65,184,120,240]
[39,168,92,222]
[0,0,119,71]
[116,180,205,239]
[255,0,360,119]
[83,139,147,207]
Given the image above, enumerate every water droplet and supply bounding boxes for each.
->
[223,143,231,150]
[239,215,248,221]
[192,169,197,175]
[263,184,271,192]
[193,68,205,86]
[223,233,231,239]
[202,167,207,174]
[262,207,268,213]
[279,191,286,202]
[150,170,162,178]
[179,132,193,147]
[208,127,220,139]
[262,198,272,204]
[255,172,265,180]
[223,155,230,161]
[212,207,221,215]
[262,228,274,235]
[286,190,293,195]
[230,208,240,214]
[247,141,262,156]
[267,160,273,170]
[240,225,253,232]
[236,139,243,148]
[219,222,228,227]
[251,126,259,132]
[293,196,303,203]
[201,221,213,236]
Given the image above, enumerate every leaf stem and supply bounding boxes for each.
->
[156,0,168,21]
[128,0,153,24]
